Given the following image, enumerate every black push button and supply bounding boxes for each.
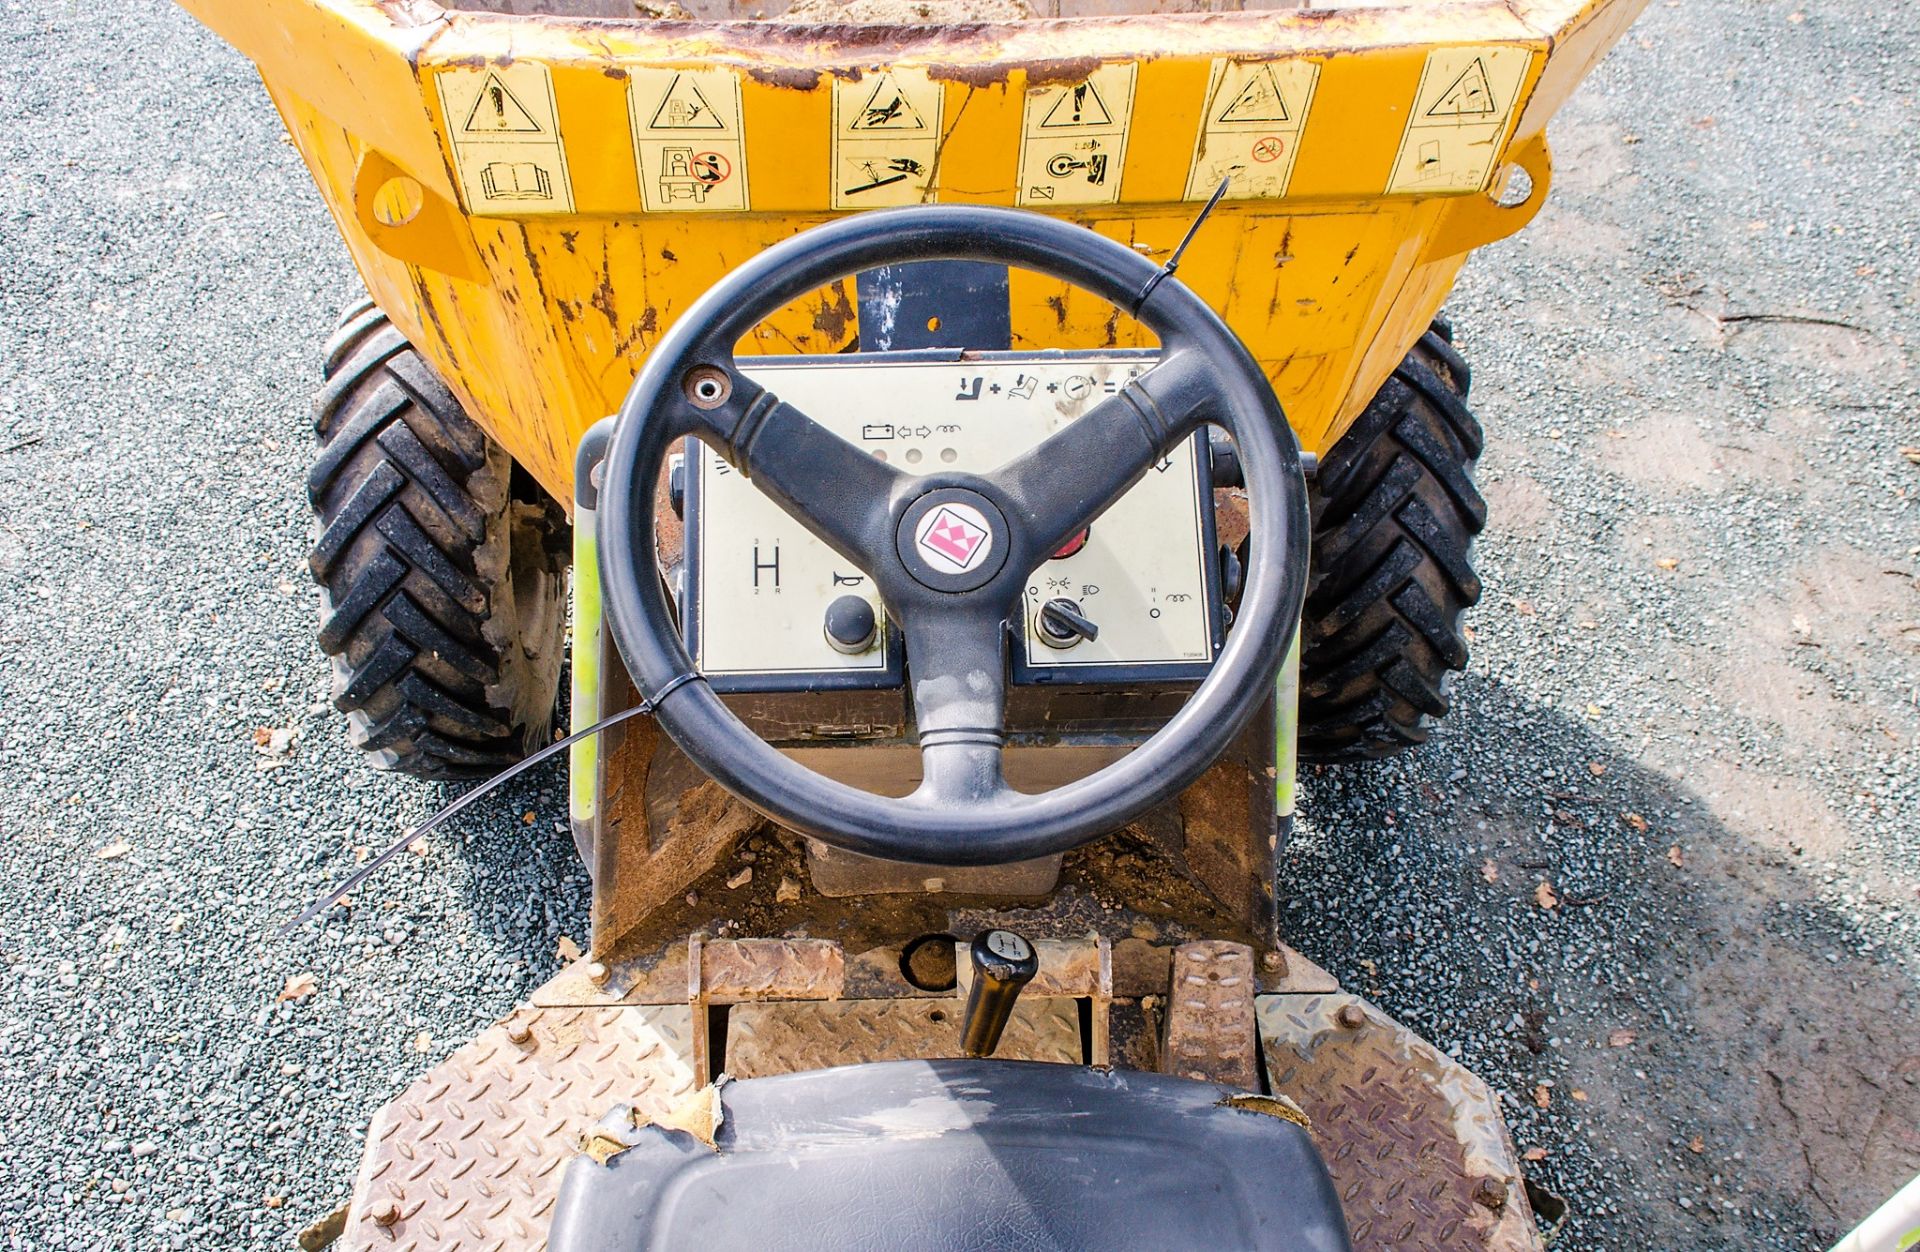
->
[823,594,877,654]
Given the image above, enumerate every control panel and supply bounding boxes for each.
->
[680,352,1223,693]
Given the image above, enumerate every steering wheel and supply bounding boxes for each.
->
[600,206,1309,866]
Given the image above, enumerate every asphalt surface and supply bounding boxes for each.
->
[0,0,1916,1249]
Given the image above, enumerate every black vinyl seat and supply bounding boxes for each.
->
[550,1058,1352,1252]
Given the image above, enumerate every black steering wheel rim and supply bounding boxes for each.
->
[600,205,1309,866]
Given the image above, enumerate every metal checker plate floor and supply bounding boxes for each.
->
[1257,993,1541,1252]
[342,1005,696,1252]
[725,997,1082,1078]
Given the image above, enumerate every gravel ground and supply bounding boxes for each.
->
[0,0,1915,1249]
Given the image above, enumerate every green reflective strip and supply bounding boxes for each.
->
[568,512,601,826]
[1274,624,1301,818]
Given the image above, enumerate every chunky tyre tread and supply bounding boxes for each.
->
[1298,323,1486,762]
[308,302,567,779]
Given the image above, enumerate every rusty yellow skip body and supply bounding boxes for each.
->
[182,0,1644,507]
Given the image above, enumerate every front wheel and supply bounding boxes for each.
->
[305,299,569,779]
[1297,321,1486,762]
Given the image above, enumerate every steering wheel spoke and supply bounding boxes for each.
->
[986,347,1218,566]
[900,610,1012,807]
[690,367,906,575]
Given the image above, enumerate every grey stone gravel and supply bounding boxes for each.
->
[0,0,1914,1249]
[1286,1,1919,1246]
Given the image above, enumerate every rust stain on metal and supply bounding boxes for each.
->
[811,281,857,342]
[701,938,845,1002]
[341,1005,696,1252]
[1030,938,1102,997]
[1111,936,1171,997]
[591,275,619,330]
[928,55,1102,89]
[1161,940,1259,1089]
[745,63,823,90]
[1258,993,1542,1252]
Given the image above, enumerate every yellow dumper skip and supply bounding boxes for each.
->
[180,0,1648,506]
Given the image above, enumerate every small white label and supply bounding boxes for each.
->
[1016,65,1137,207]
[1386,47,1531,195]
[1186,59,1320,202]
[628,68,750,213]
[985,931,1032,962]
[435,64,576,216]
[832,69,945,210]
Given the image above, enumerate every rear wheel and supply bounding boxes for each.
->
[307,298,569,779]
[1298,321,1486,762]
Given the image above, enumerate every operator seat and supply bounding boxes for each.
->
[550,1058,1352,1251]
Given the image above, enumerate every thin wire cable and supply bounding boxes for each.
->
[280,702,654,934]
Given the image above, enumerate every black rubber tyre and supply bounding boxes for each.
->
[1298,321,1486,762]
[307,298,570,779]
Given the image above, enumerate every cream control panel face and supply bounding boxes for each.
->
[681,353,1221,692]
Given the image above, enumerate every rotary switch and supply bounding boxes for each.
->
[1036,598,1099,649]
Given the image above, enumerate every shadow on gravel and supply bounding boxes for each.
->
[430,663,592,974]
[1281,674,1920,1251]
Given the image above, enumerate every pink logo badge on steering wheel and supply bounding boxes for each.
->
[914,503,994,575]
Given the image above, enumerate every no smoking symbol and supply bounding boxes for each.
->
[1250,136,1285,163]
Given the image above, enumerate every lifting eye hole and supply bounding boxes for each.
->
[683,366,732,409]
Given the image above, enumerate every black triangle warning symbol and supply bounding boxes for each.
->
[850,74,926,131]
[1217,67,1290,125]
[649,73,726,131]
[1426,58,1498,118]
[1039,81,1113,129]
[463,74,544,135]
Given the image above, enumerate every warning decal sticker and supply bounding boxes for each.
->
[1386,46,1530,196]
[832,69,944,210]
[1186,59,1320,202]
[435,64,575,216]
[1016,65,1136,207]
[463,75,544,134]
[628,68,749,213]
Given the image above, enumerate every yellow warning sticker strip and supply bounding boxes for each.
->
[627,68,749,213]
[1016,64,1137,208]
[832,69,945,210]
[435,64,576,216]
[1386,46,1531,196]
[1186,59,1321,202]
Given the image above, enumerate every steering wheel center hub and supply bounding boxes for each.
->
[897,488,1010,593]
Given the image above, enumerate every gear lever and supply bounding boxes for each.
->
[961,929,1039,1058]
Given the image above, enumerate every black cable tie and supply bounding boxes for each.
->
[647,669,702,706]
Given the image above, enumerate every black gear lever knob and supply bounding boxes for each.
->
[961,930,1039,1059]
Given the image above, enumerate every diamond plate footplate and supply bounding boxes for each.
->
[725,998,1083,1078]
[1256,994,1542,1252]
[342,1005,697,1252]
[1161,940,1260,1088]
